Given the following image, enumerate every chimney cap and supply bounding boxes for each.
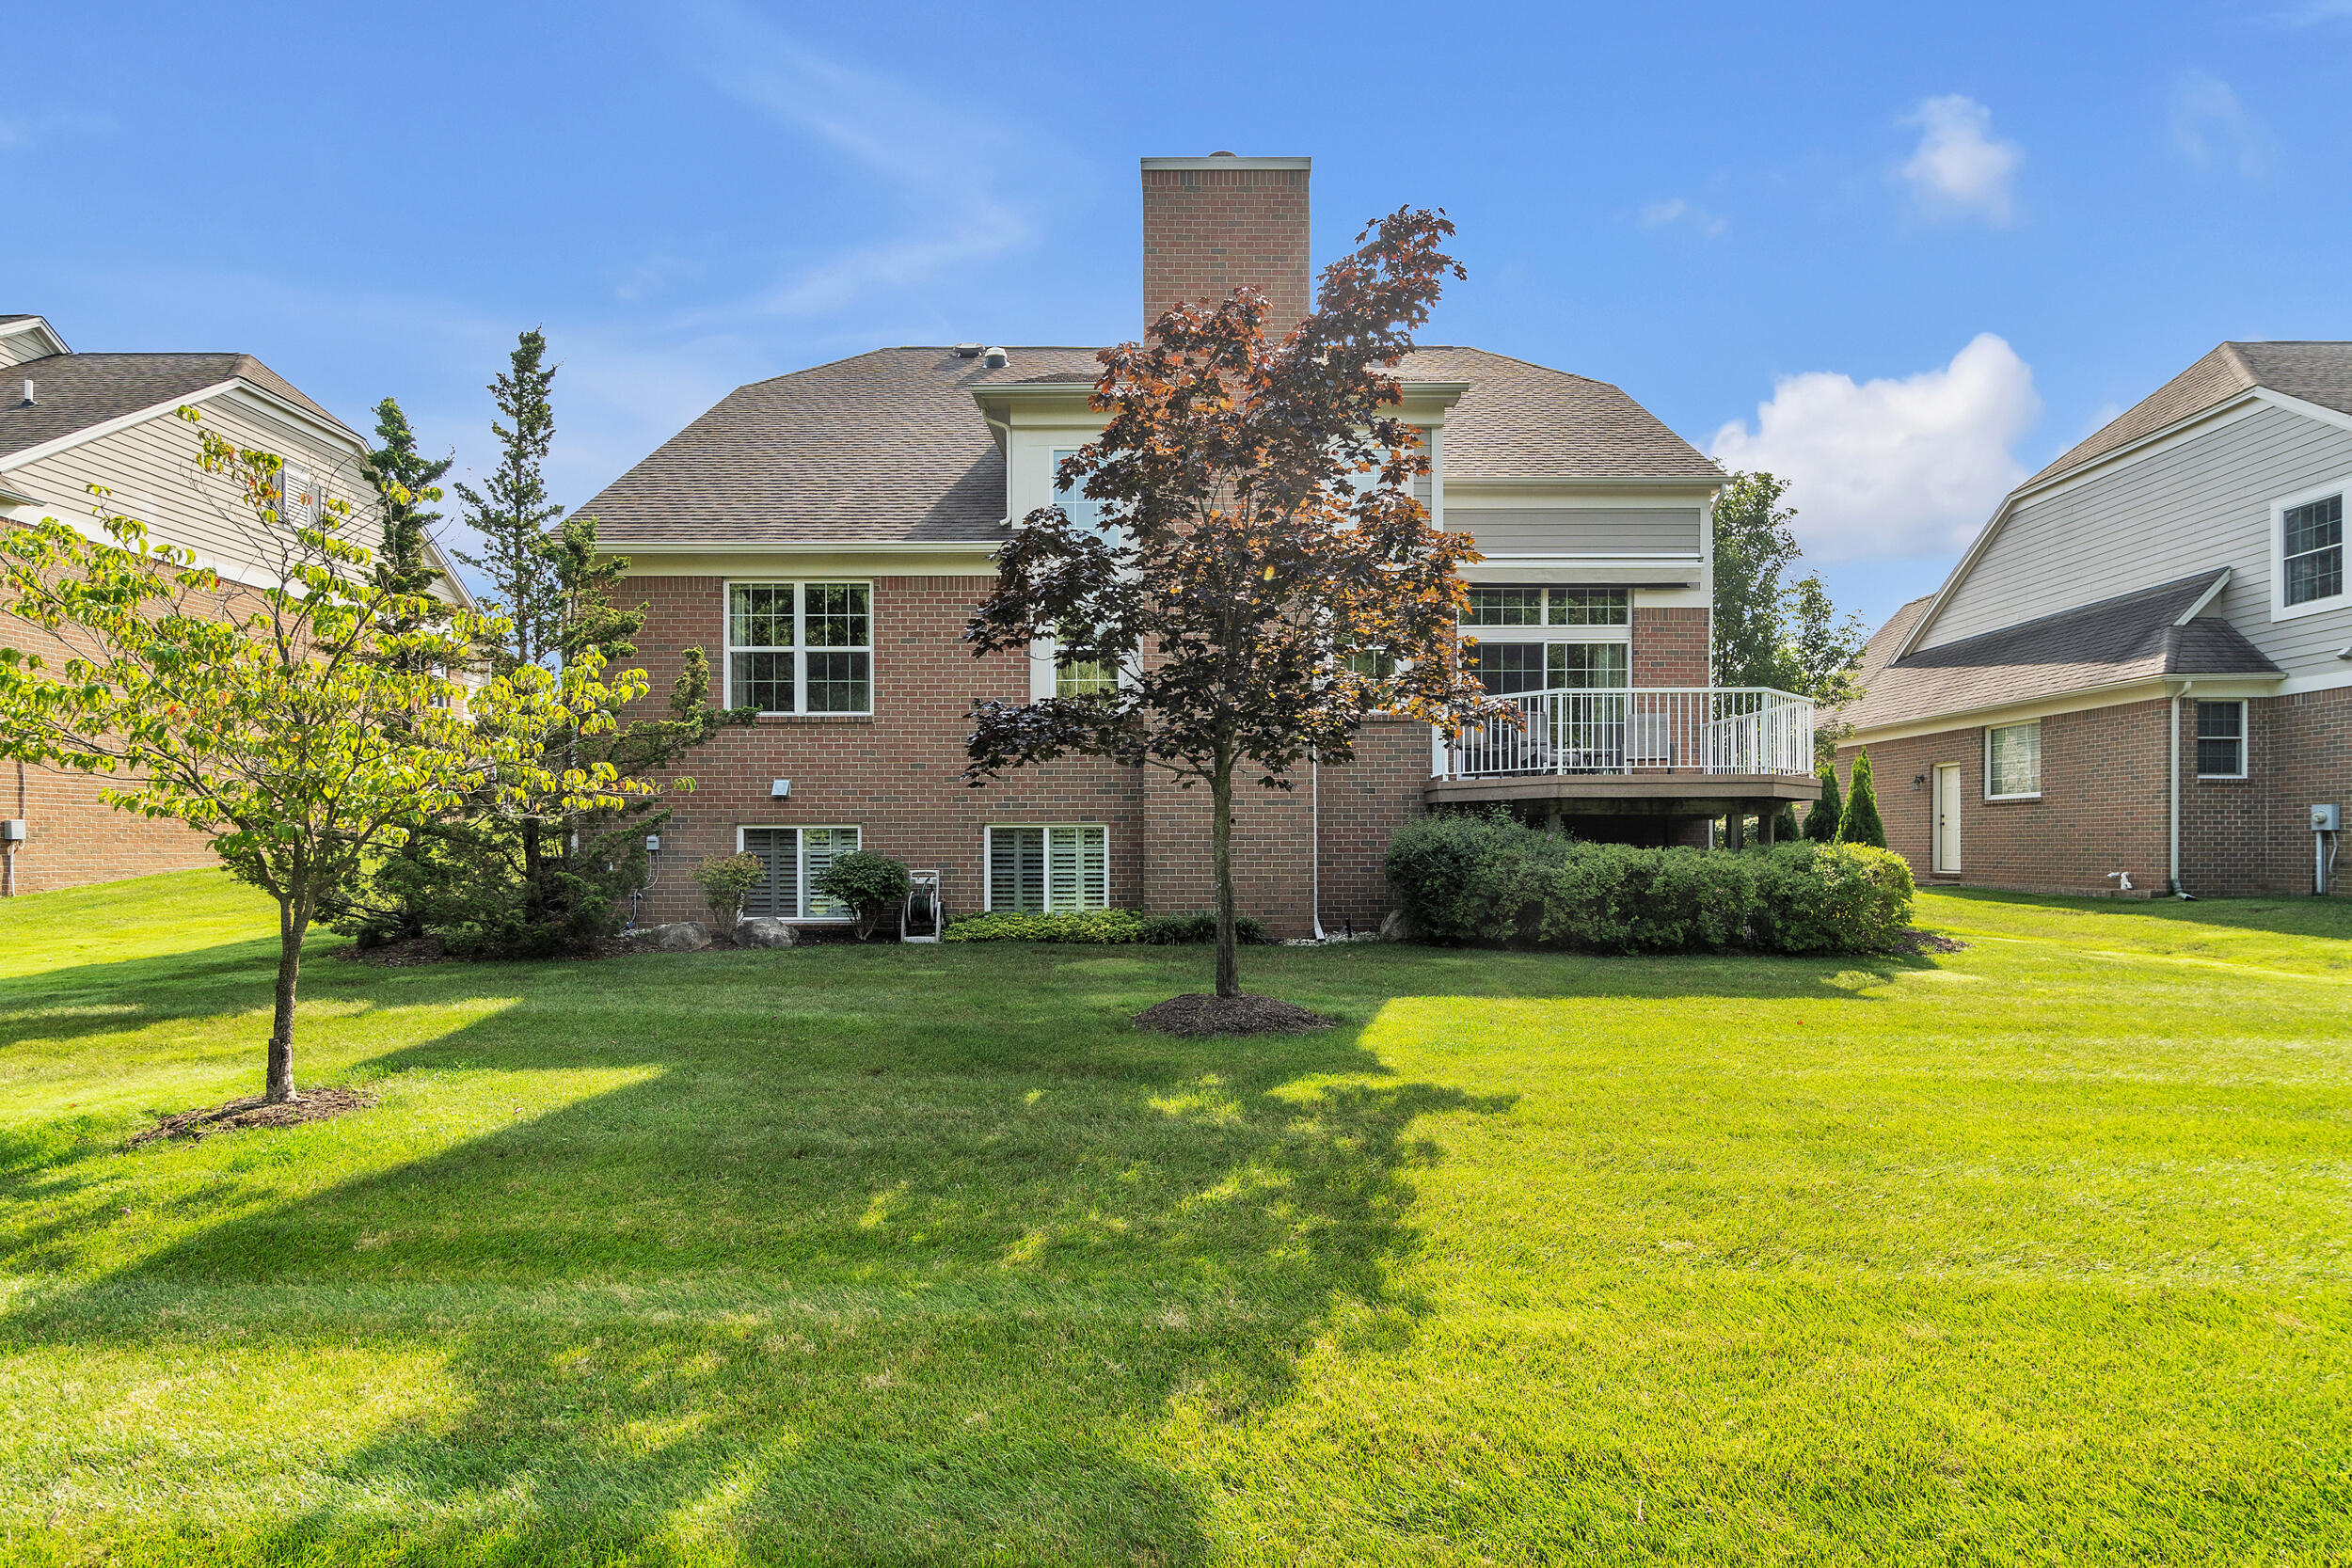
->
[1140,155,1310,171]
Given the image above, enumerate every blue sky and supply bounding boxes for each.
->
[8,0,2350,626]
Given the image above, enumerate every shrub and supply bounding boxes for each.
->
[1382,814,1913,956]
[1381,809,1572,946]
[943,909,1149,943]
[1137,911,1270,945]
[1748,841,1915,954]
[814,850,913,941]
[1840,751,1888,848]
[692,853,766,936]
[1804,765,1843,842]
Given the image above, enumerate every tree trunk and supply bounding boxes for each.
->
[521,815,545,927]
[265,897,309,1104]
[1212,755,1239,999]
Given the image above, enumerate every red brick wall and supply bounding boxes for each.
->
[1141,163,1311,333]
[0,552,227,895]
[1842,689,2351,898]
[1631,605,1709,688]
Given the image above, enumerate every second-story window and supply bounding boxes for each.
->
[727,581,871,715]
[2283,492,2344,609]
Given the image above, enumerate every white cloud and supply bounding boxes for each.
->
[688,2,1079,318]
[1708,333,2042,562]
[1899,95,2021,225]
[1637,198,1726,239]
[2170,71,2273,178]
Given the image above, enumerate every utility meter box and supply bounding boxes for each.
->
[2315,804,2343,832]
[0,819,24,843]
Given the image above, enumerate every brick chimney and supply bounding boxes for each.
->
[1140,153,1311,336]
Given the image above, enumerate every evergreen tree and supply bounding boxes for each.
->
[1804,763,1844,842]
[454,329,563,670]
[361,397,453,609]
[1839,751,1887,848]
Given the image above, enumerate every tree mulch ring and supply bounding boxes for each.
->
[1894,928,1970,955]
[1133,992,1336,1037]
[126,1086,379,1147]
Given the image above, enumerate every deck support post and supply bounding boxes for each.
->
[1760,802,1775,846]
[1725,809,1745,852]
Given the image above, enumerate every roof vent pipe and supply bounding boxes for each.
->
[980,346,1009,370]
[18,380,32,406]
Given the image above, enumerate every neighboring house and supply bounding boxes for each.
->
[1841,341,2352,898]
[584,154,1819,937]
[0,312,466,895]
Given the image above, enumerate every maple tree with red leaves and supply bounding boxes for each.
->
[964,206,1496,1002]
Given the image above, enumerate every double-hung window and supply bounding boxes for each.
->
[740,826,861,919]
[2195,700,2248,779]
[727,581,871,715]
[2273,484,2346,618]
[987,825,1108,911]
[1985,721,2042,800]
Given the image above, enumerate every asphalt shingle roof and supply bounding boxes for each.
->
[0,352,351,463]
[2026,341,2352,488]
[1839,571,2280,734]
[580,344,1721,546]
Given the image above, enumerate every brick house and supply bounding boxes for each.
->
[1840,341,2352,898]
[586,155,1820,937]
[0,313,467,895]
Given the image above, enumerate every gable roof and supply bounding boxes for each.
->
[0,351,353,464]
[580,344,1721,546]
[2026,341,2352,489]
[1842,570,2280,734]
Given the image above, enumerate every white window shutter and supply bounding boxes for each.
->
[279,463,313,529]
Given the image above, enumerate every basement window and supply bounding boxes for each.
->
[2195,700,2248,780]
[1985,721,2042,800]
[739,826,861,919]
[987,825,1108,911]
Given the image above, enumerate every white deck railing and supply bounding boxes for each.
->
[1438,687,1816,780]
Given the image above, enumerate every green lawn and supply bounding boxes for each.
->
[2,872,2349,1565]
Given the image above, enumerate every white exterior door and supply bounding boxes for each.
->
[1932,765,1963,875]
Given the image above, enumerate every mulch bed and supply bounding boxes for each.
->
[1894,928,1970,955]
[1133,992,1336,1037]
[126,1086,379,1147]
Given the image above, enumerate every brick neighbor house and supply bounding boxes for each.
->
[586,154,1820,937]
[1840,341,2351,898]
[0,312,468,895]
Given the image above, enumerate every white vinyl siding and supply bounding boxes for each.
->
[1917,404,2352,673]
[725,581,872,715]
[1985,721,2042,800]
[986,825,1108,911]
[2195,700,2249,779]
[1,394,375,583]
[739,826,861,919]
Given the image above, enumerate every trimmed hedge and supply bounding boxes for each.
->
[943,909,1149,944]
[1383,811,1914,955]
[1137,911,1271,946]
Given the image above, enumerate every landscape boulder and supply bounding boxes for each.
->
[1376,908,1416,943]
[653,921,711,953]
[735,918,797,949]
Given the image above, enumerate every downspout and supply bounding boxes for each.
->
[2169,680,2194,899]
[1310,753,1327,941]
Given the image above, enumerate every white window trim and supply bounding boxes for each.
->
[2268,477,2349,623]
[1983,721,2042,801]
[983,823,1111,912]
[2194,698,2250,781]
[734,823,862,920]
[723,578,875,716]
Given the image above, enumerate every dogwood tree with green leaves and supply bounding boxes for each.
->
[0,412,650,1103]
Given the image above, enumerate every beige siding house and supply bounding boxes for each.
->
[0,313,467,895]
[1842,341,2351,898]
